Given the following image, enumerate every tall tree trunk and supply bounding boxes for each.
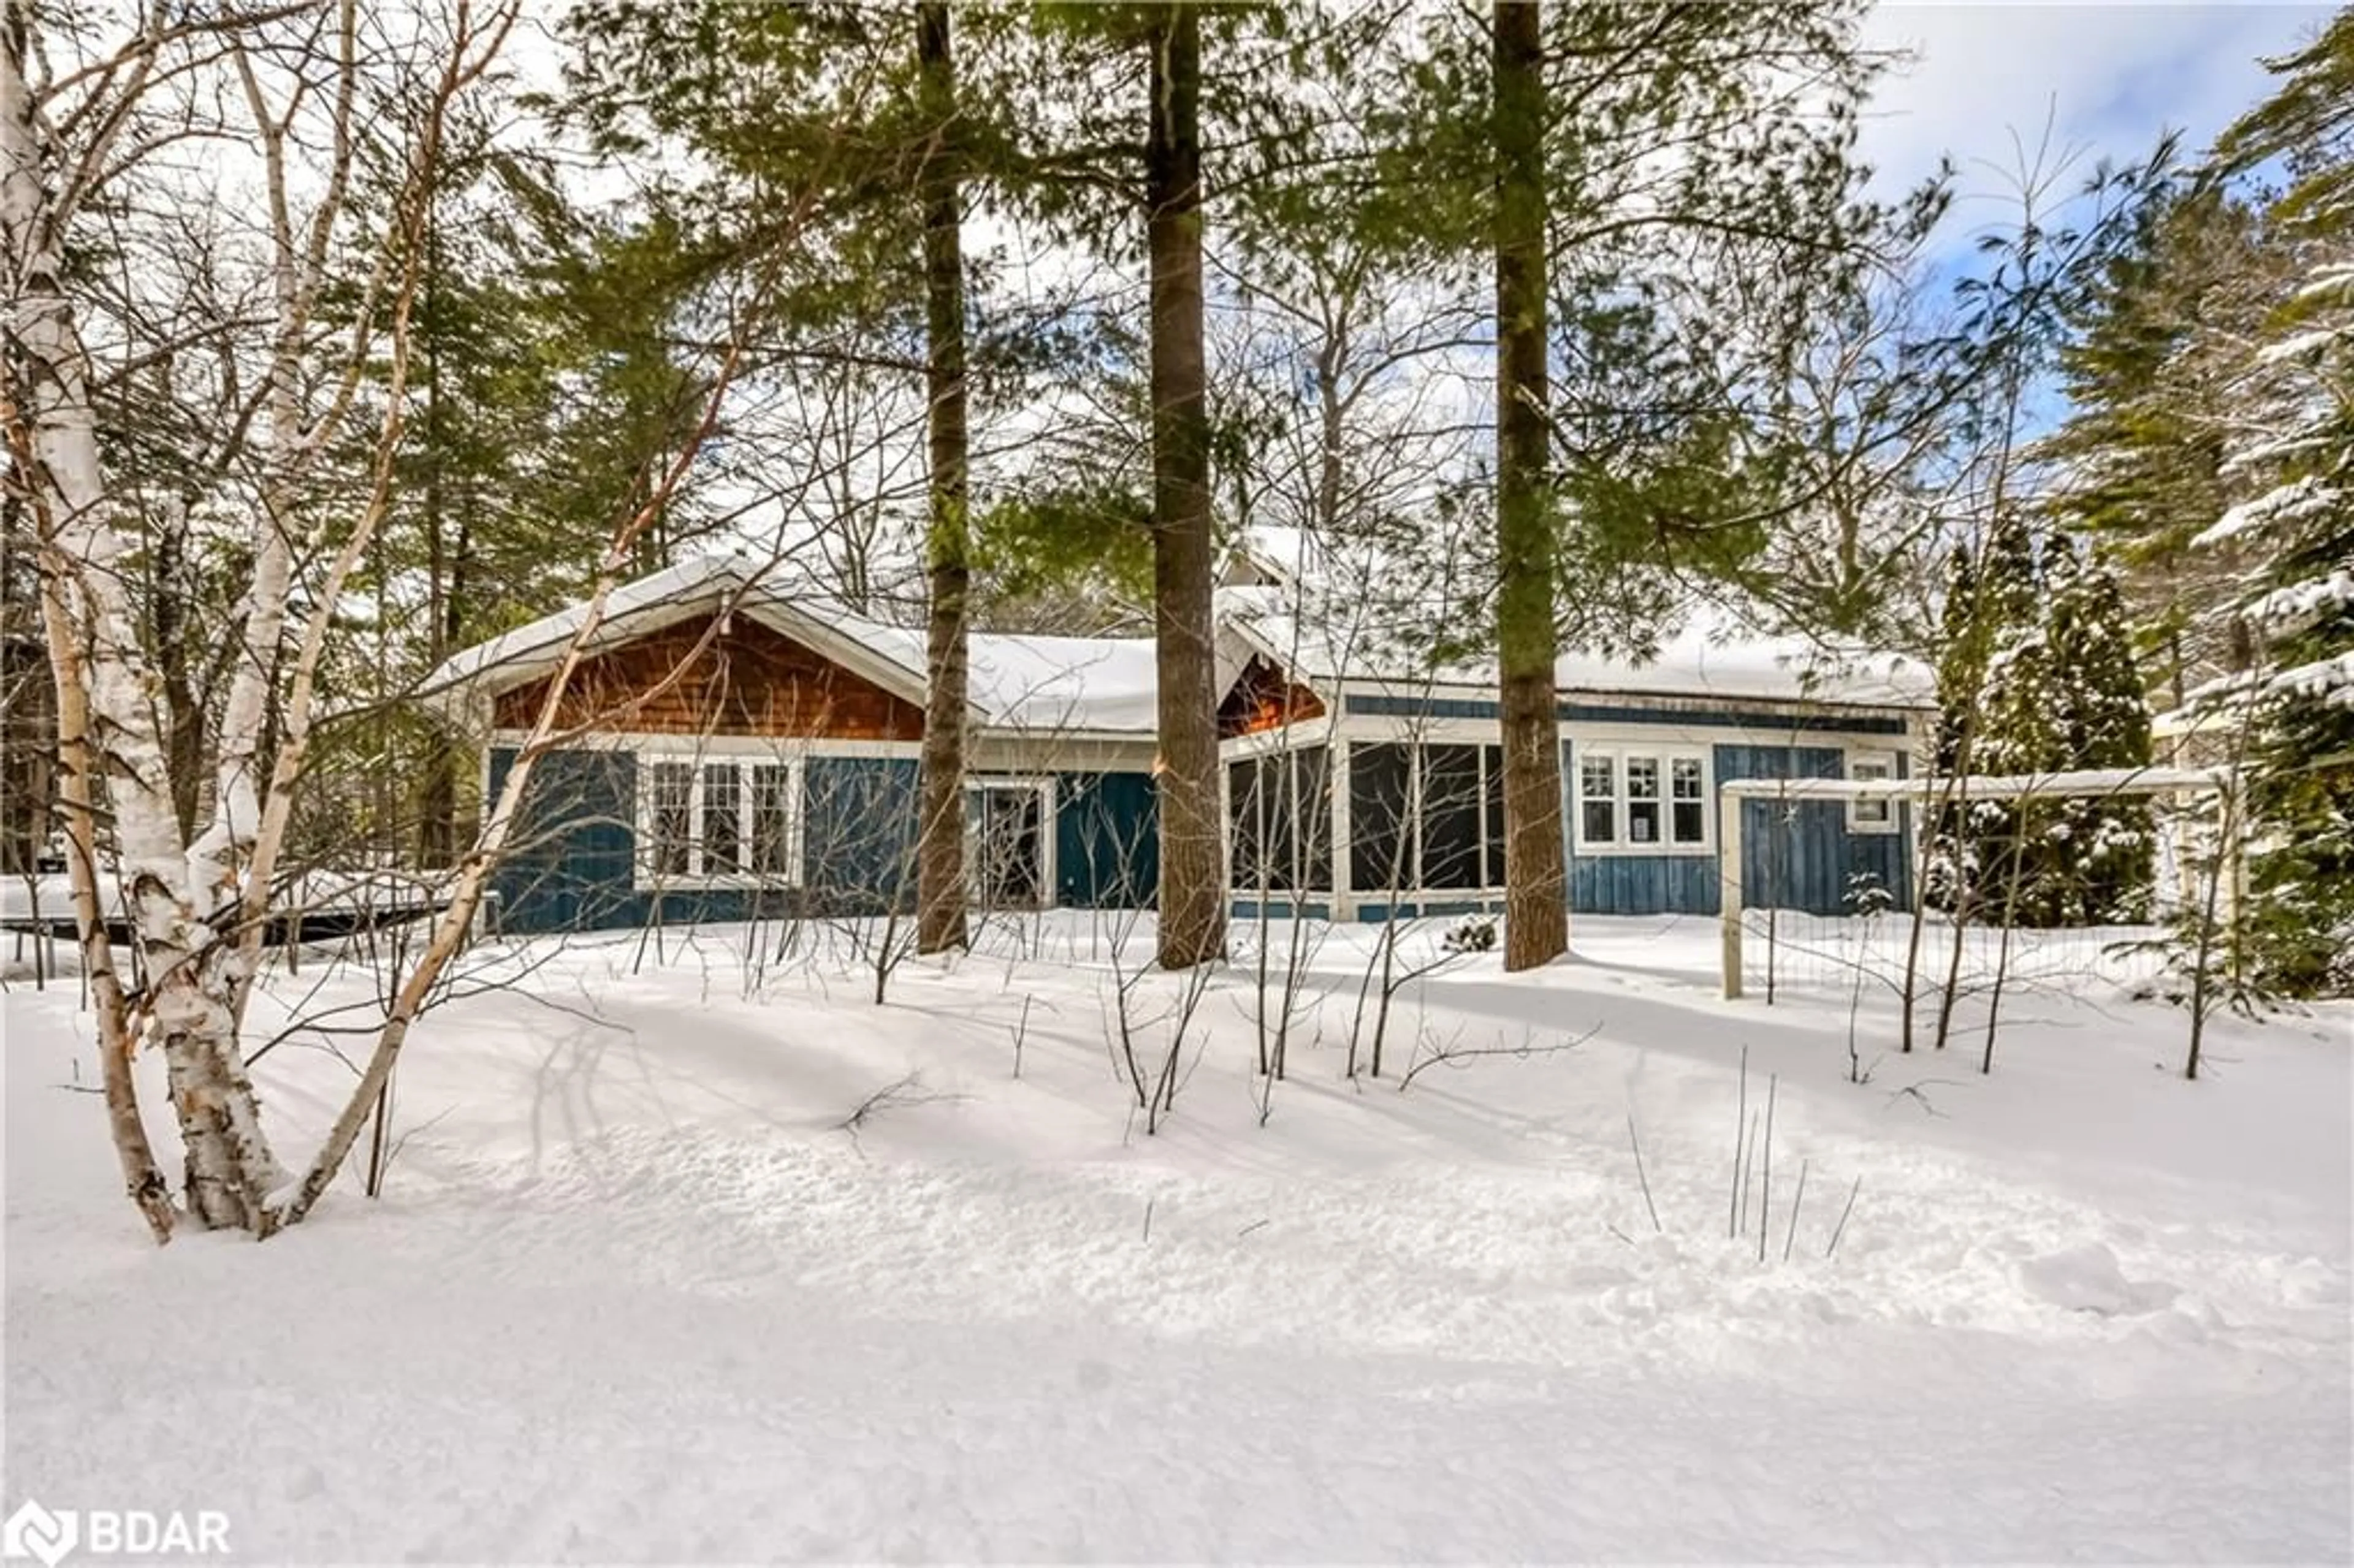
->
[1146,4,1224,970]
[914,0,970,956]
[1492,0,1567,971]
[420,512,468,866]
[420,212,457,866]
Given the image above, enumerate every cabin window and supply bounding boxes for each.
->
[1228,745,1331,892]
[1671,757,1707,845]
[1341,741,1506,895]
[1848,752,1899,832]
[966,777,1057,910]
[636,755,802,887]
[1578,753,1618,845]
[1626,757,1663,845]
[1575,748,1711,854]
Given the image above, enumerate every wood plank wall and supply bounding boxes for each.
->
[493,615,926,740]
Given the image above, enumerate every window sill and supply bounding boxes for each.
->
[1572,843,1715,858]
[631,875,804,893]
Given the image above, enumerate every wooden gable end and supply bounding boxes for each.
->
[492,614,924,740]
[1218,654,1325,739]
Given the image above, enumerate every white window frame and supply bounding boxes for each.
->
[966,775,1058,909]
[634,753,804,889]
[1846,751,1901,834]
[1572,746,1713,856]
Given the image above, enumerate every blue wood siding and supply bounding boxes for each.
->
[1571,854,1722,915]
[1057,771,1159,908]
[486,747,642,934]
[486,748,1156,934]
[802,756,918,913]
[1713,743,1913,916]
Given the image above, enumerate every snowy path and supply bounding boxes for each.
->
[6,916,2349,1561]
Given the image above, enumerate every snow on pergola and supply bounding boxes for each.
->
[1716,766,2241,1000]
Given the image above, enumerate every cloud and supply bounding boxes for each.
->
[1857,1,2333,237]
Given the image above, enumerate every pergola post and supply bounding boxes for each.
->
[1328,735,1351,921]
[1720,787,1744,999]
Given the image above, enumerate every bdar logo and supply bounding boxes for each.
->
[1,1501,78,1568]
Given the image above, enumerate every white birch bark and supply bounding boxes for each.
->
[6,5,284,1231]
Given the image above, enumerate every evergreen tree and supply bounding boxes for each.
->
[1932,517,2155,926]
[1382,0,1929,961]
[912,1,973,957]
[1490,0,1565,970]
[1968,511,2067,922]
[2201,12,2354,995]
[2041,189,2284,712]
[2045,538,2157,922]
[563,0,1000,953]
[1138,1,1223,970]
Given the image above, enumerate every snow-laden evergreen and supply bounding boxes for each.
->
[2190,246,2354,991]
[1932,516,2156,926]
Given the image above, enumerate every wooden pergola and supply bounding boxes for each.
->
[1717,766,2241,999]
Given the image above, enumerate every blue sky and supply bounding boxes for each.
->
[1857,1,2333,251]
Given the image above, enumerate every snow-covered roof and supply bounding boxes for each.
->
[424,554,1162,737]
[1221,590,1934,713]
[429,550,1929,748]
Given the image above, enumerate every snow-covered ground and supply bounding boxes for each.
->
[6,913,2349,1562]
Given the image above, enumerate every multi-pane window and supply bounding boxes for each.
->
[647,762,693,878]
[1848,753,1899,832]
[636,755,801,886]
[1671,758,1707,845]
[751,766,797,875]
[1626,756,1663,845]
[1342,742,1506,894]
[703,764,742,873]
[1579,754,1618,845]
[1575,750,1710,852]
[1229,745,1333,892]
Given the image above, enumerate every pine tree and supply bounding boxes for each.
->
[1968,512,2068,922]
[2045,538,2156,923]
[2201,12,2354,995]
[565,1,996,953]
[1490,0,1566,970]
[912,1,973,957]
[1137,2,1225,970]
[2041,189,2284,712]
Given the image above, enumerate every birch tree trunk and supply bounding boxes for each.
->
[4,11,286,1231]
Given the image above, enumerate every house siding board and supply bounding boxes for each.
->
[488,747,638,934]
[491,616,924,740]
[1712,742,1911,915]
[487,748,1156,933]
[802,757,921,913]
[1056,771,1159,908]
[1571,854,1722,916]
